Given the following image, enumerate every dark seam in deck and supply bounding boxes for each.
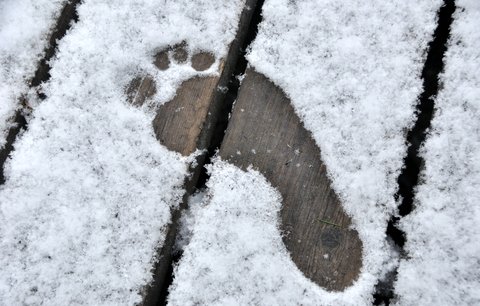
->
[0,0,81,185]
[148,1,266,305]
[374,1,456,304]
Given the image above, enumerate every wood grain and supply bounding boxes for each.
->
[126,75,157,107]
[127,48,219,157]
[135,0,258,304]
[152,63,222,156]
[219,69,363,291]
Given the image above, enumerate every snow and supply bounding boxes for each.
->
[0,0,245,304]
[169,0,442,304]
[174,190,207,254]
[3,0,476,304]
[169,160,382,305]
[394,1,480,304]
[0,0,66,148]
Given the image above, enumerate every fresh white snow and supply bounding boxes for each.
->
[170,0,443,304]
[3,0,478,304]
[394,1,480,304]
[169,160,381,305]
[0,0,66,148]
[0,0,245,304]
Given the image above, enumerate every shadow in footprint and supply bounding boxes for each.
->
[219,69,363,291]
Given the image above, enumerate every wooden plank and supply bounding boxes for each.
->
[219,68,363,291]
[125,37,230,159]
[126,45,220,157]
[124,1,258,304]
[0,0,81,184]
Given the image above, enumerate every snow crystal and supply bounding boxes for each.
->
[395,1,480,304]
[170,0,443,304]
[0,0,245,304]
[0,0,66,148]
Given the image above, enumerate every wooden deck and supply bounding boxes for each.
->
[124,0,260,304]
[219,69,362,291]
[122,2,362,297]
[1,0,363,302]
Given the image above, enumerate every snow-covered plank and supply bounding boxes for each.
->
[394,1,480,304]
[0,0,67,147]
[0,0,73,181]
[0,0,248,304]
[169,0,442,304]
[141,2,258,303]
[219,68,362,290]
[125,0,257,158]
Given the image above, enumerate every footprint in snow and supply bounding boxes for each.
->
[125,41,216,156]
[125,42,363,292]
[218,69,363,291]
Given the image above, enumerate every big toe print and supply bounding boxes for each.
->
[219,69,363,290]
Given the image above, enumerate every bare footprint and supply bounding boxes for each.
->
[219,69,363,291]
[126,41,217,156]
[126,44,362,291]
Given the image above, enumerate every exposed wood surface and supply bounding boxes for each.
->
[131,48,225,306]
[125,51,223,158]
[153,67,221,156]
[219,69,363,291]
[126,75,157,108]
[191,52,216,71]
[133,0,259,304]
[172,42,188,64]
[31,0,81,88]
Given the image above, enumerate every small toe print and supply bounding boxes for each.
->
[126,42,217,108]
[154,50,170,70]
[191,52,215,71]
[126,75,156,106]
[172,41,188,63]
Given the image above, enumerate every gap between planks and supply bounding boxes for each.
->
[133,0,260,304]
[0,0,81,184]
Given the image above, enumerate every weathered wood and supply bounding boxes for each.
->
[172,42,188,64]
[191,52,216,71]
[131,0,259,304]
[126,75,157,107]
[219,69,363,291]
[125,50,226,159]
[153,65,220,156]
[154,50,170,70]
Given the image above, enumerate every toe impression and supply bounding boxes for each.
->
[154,50,170,70]
[191,52,215,72]
[126,75,156,107]
[172,41,188,64]
[126,43,220,156]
